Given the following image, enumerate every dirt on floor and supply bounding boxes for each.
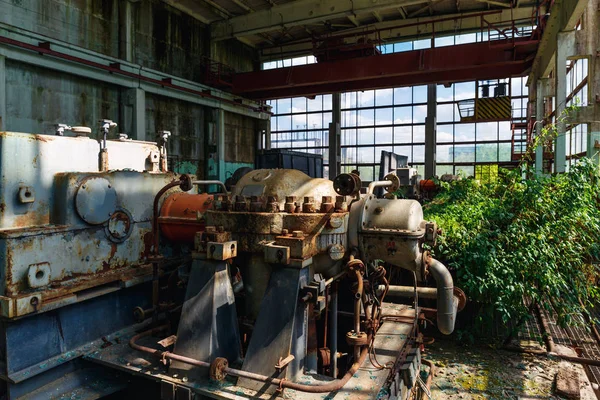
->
[421,338,597,400]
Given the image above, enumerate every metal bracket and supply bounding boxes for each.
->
[275,354,295,372]
[18,186,35,203]
[158,335,177,348]
[207,241,237,260]
[263,242,291,265]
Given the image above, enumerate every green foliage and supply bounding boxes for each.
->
[423,159,600,328]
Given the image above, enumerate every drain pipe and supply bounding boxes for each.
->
[425,257,459,335]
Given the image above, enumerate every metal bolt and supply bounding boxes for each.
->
[217,226,225,233]
[292,230,304,238]
[285,196,296,203]
[282,229,289,235]
[322,196,332,203]
[30,297,39,306]
[304,196,314,203]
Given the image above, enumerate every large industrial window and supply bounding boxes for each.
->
[266,34,533,180]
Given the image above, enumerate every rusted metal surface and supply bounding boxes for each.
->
[86,302,417,399]
[159,192,212,243]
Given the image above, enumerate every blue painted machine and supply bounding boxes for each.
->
[0,126,465,400]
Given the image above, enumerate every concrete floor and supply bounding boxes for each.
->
[422,338,596,400]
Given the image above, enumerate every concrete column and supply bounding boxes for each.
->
[424,84,437,179]
[554,31,575,173]
[535,82,545,175]
[264,118,271,150]
[0,55,5,131]
[585,0,600,166]
[123,88,145,140]
[119,1,134,62]
[328,92,341,179]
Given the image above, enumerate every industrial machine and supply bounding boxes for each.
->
[0,126,465,400]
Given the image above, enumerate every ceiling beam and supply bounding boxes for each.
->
[527,0,588,84]
[408,0,447,18]
[475,0,512,8]
[162,0,215,24]
[230,0,252,12]
[259,7,534,60]
[347,15,361,27]
[372,11,383,22]
[235,37,538,99]
[212,0,432,40]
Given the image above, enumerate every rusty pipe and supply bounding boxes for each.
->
[421,359,436,400]
[130,324,370,393]
[427,258,458,335]
[353,269,363,334]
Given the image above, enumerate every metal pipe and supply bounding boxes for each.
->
[353,269,363,334]
[329,283,338,378]
[129,324,370,393]
[421,359,436,400]
[366,180,392,195]
[427,257,458,335]
[191,180,228,195]
[324,269,348,286]
[387,285,438,299]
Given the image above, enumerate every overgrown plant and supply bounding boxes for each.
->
[423,105,600,330]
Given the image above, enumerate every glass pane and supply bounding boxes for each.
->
[292,97,306,113]
[437,104,455,122]
[394,126,412,143]
[358,166,374,181]
[394,145,411,162]
[454,144,476,162]
[357,147,375,163]
[278,99,292,114]
[413,86,427,103]
[437,145,453,162]
[394,106,412,124]
[342,147,357,163]
[413,125,425,143]
[413,145,425,162]
[376,89,394,106]
[413,105,427,123]
[358,109,375,126]
[394,87,412,104]
[455,123,475,142]
[456,165,474,177]
[375,108,393,125]
[498,121,511,140]
[477,122,498,141]
[498,142,511,162]
[437,125,454,143]
[342,129,357,145]
[376,127,393,144]
[358,128,375,145]
[307,96,322,112]
[358,90,375,107]
[342,110,357,127]
[476,143,498,162]
[436,165,454,175]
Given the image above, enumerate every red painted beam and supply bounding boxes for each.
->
[233,37,539,100]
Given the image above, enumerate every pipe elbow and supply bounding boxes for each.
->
[427,258,457,335]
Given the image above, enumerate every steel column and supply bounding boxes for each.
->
[122,88,146,141]
[329,92,341,179]
[425,84,437,179]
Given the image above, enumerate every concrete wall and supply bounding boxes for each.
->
[1,0,260,177]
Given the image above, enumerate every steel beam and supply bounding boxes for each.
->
[554,30,575,173]
[236,37,539,100]
[329,92,341,179]
[527,0,588,84]
[212,0,430,40]
[260,8,534,60]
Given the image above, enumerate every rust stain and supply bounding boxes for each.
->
[141,231,153,259]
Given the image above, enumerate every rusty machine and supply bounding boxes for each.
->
[0,126,465,399]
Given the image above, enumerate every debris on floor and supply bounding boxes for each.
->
[421,338,596,400]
